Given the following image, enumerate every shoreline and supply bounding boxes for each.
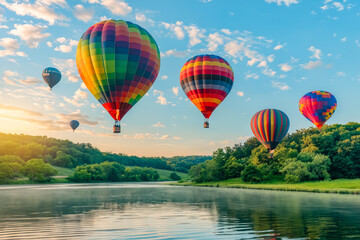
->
[168,178,360,194]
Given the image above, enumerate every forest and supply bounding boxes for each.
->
[189,122,360,183]
[0,132,208,183]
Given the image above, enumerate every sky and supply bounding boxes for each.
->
[0,0,359,157]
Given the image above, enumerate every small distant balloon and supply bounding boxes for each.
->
[299,90,337,130]
[250,109,290,155]
[70,120,79,132]
[42,67,61,90]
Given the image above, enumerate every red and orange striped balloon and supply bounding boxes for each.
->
[180,55,234,127]
[250,109,290,152]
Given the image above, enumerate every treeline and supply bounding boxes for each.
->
[70,161,160,182]
[0,133,209,172]
[0,155,57,183]
[189,122,360,183]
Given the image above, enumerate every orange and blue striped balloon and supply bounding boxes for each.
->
[76,20,160,129]
[250,109,290,152]
[180,55,234,127]
[299,90,337,130]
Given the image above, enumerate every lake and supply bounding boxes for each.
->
[0,183,359,239]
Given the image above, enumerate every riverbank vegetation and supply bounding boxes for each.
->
[172,178,360,194]
[188,123,360,186]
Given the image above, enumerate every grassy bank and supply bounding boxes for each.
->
[170,178,360,194]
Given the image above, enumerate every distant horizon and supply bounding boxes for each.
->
[0,0,358,156]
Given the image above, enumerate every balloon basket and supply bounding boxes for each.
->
[204,119,209,128]
[113,121,121,134]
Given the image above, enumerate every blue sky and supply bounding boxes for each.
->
[0,0,358,156]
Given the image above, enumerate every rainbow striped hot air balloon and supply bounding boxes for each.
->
[76,20,160,133]
[180,55,234,128]
[250,109,290,155]
[299,90,337,131]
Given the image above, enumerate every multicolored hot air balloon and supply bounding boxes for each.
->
[70,120,79,132]
[42,67,61,90]
[180,55,234,128]
[76,20,160,133]
[250,109,290,155]
[299,90,337,130]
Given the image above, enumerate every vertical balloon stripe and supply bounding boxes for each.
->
[76,20,160,122]
[250,109,290,151]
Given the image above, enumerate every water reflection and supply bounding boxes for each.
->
[0,183,359,239]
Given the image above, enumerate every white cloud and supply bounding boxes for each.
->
[88,0,132,15]
[161,75,168,80]
[207,32,223,51]
[336,72,345,77]
[274,44,284,50]
[224,40,244,57]
[63,89,87,107]
[172,87,179,96]
[74,89,88,100]
[279,63,292,72]
[81,83,87,89]
[263,68,276,76]
[50,58,80,82]
[257,60,267,67]
[237,91,244,97]
[265,0,299,7]
[160,134,170,140]
[10,24,50,48]
[156,95,168,105]
[0,0,68,25]
[162,49,189,58]
[162,21,185,40]
[0,38,19,50]
[74,4,94,22]
[245,73,259,80]
[333,2,344,11]
[341,37,347,42]
[153,89,164,96]
[308,46,321,59]
[221,29,231,35]
[152,122,166,127]
[187,25,209,44]
[54,38,78,53]
[267,54,275,62]
[272,81,290,91]
[135,13,147,22]
[46,41,53,47]
[303,60,323,70]
[2,70,40,86]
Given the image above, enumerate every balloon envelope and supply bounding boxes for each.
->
[76,20,160,127]
[299,90,337,130]
[180,55,234,124]
[42,67,61,90]
[250,109,290,151]
[70,120,79,131]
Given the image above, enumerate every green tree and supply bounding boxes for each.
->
[169,172,181,181]
[23,159,57,182]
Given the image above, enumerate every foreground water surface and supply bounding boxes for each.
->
[0,183,359,239]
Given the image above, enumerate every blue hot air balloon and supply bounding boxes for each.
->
[70,120,79,132]
[42,67,61,90]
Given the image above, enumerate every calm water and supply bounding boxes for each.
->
[0,183,359,239]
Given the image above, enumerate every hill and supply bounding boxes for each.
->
[188,122,360,184]
[0,132,210,172]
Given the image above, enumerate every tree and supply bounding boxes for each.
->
[70,169,91,182]
[23,159,57,182]
[53,151,75,168]
[240,164,264,183]
[170,172,181,181]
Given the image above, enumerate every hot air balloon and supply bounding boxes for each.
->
[250,109,290,155]
[299,90,337,131]
[76,20,160,133]
[42,67,61,90]
[180,55,234,128]
[70,120,79,132]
